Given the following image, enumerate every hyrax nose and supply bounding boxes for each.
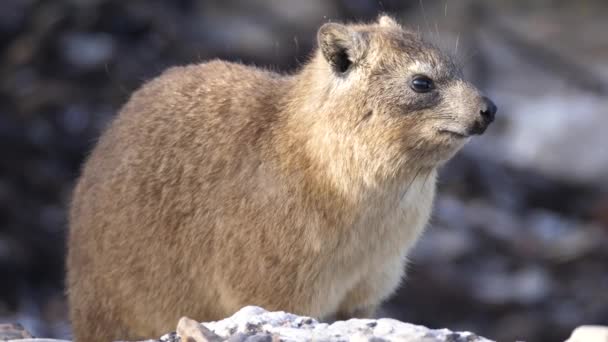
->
[480,96,497,124]
[469,96,497,135]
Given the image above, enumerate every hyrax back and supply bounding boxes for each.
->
[67,16,495,342]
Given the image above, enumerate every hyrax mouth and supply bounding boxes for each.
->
[439,129,469,139]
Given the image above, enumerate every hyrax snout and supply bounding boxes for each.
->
[67,15,495,342]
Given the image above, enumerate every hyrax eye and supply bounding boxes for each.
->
[410,75,434,93]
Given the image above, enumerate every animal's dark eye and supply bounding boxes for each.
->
[410,75,434,93]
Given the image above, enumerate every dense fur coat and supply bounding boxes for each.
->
[67,16,495,342]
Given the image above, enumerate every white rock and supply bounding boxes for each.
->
[566,325,608,342]
[198,306,494,342]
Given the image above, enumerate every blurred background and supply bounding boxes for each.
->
[1,0,607,341]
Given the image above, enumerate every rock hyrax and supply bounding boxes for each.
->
[67,15,497,342]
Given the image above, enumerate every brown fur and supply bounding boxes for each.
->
[67,16,493,342]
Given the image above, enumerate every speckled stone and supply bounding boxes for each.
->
[171,306,495,342]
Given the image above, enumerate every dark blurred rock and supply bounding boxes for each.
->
[60,32,115,71]
[474,266,552,305]
[0,0,34,44]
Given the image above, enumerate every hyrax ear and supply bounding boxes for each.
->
[317,23,366,74]
[378,15,400,28]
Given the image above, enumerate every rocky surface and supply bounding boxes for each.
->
[2,307,494,342]
[167,306,493,342]
[3,308,608,342]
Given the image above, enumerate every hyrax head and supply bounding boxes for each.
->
[314,15,496,171]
